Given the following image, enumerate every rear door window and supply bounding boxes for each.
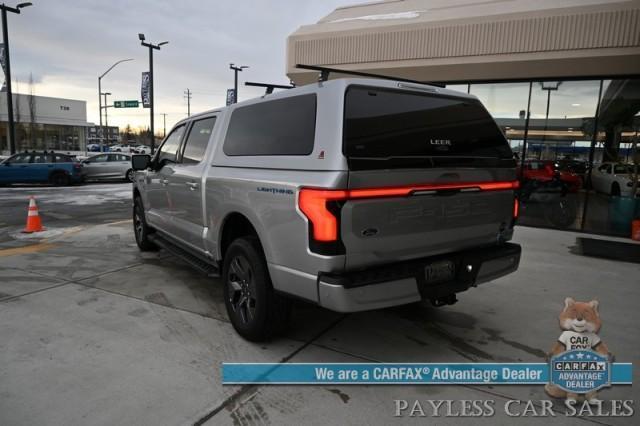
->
[32,153,51,163]
[180,117,216,164]
[54,155,72,163]
[223,94,316,156]
[343,86,513,169]
[91,155,109,163]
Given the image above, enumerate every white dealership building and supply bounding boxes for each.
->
[0,93,89,155]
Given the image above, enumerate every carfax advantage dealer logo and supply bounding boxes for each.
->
[550,349,610,394]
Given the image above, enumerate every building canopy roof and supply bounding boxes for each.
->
[287,0,640,84]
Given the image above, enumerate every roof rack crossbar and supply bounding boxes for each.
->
[295,64,445,88]
[245,81,295,95]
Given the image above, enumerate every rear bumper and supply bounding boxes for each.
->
[317,243,521,313]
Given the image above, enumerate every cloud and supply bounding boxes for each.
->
[5,0,351,131]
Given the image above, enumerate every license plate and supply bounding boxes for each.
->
[424,260,455,284]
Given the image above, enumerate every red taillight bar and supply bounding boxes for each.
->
[299,180,519,242]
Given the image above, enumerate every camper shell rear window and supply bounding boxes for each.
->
[343,86,514,170]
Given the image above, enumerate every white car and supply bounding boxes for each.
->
[110,144,135,153]
[81,153,135,182]
[133,145,151,154]
[590,162,639,197]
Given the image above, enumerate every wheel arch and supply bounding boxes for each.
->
[218,212,268,263]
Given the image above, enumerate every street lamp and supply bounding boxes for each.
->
[139,33,168,153]
[101,92,111,144]
[98,58,133,151]
[229,63,248,104]
[1,2,32,154]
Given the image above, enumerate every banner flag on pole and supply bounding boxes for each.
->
[0,44,6,92]
[141,72,150,108]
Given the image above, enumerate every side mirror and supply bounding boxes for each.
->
[132,154,151,170]
[83,160,91,164]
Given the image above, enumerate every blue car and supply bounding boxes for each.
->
[0,152,84,186]
[87,144,110,152]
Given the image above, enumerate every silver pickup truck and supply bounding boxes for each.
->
[131,77,521,341]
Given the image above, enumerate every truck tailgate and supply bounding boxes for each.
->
[341,186,515,269]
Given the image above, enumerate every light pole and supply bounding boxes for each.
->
[1,2,32,154]
[101,92,111,144]
[229,63,248,104]
[539,81,561,158]
[139,33,168,154]
[98,58,133,151]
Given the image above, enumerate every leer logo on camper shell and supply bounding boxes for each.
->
[550,349,610,394]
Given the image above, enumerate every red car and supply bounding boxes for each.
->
[518,160,582,192]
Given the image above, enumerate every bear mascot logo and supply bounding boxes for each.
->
[545,297,612,404]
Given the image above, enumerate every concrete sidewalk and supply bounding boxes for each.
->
[0,223,638,425]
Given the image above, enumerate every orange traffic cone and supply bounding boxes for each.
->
[22,196,45,233]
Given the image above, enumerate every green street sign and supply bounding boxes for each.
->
[114,100,139,108]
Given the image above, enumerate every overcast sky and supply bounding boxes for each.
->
[4,0,352,133]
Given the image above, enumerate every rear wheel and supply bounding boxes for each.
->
[50,172,70,186]
[223,236,291,341]
[133,196,158,251]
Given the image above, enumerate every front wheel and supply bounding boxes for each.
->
[126,169,135,182]
[133,197,158,251]
[223,236,291,341]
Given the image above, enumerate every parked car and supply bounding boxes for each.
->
[518,160,582,192]
[87,144,110,152]
[81,153,135,182]
[130,78,521,341]
[557,159,589,175]
[590,162,639,197]
[110,144,135,153]
[132,145,151,154]
[0,151,84,185]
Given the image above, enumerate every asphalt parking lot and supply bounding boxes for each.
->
[0,184,638,426]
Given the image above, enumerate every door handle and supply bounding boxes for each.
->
[186,181,199,190]
[160,178,169,186]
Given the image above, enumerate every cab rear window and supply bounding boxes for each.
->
[343,86,513,169]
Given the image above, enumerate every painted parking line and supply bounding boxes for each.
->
[0,242,59,257]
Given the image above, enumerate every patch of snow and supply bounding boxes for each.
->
[0,184,132,205]
[10,228,65,240]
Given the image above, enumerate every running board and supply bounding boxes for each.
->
[149,234,220,278]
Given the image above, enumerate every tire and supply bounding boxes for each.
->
[223,236,291,341]
[133,196,158,251]
[50,172,70,186]
[611,183,621,197]
[544,196,577,228]
[126,169,135,182]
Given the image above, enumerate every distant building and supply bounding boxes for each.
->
[0,93,89,154]
[86,125,120,145]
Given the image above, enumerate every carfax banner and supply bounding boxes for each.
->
[223,360,632,386]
